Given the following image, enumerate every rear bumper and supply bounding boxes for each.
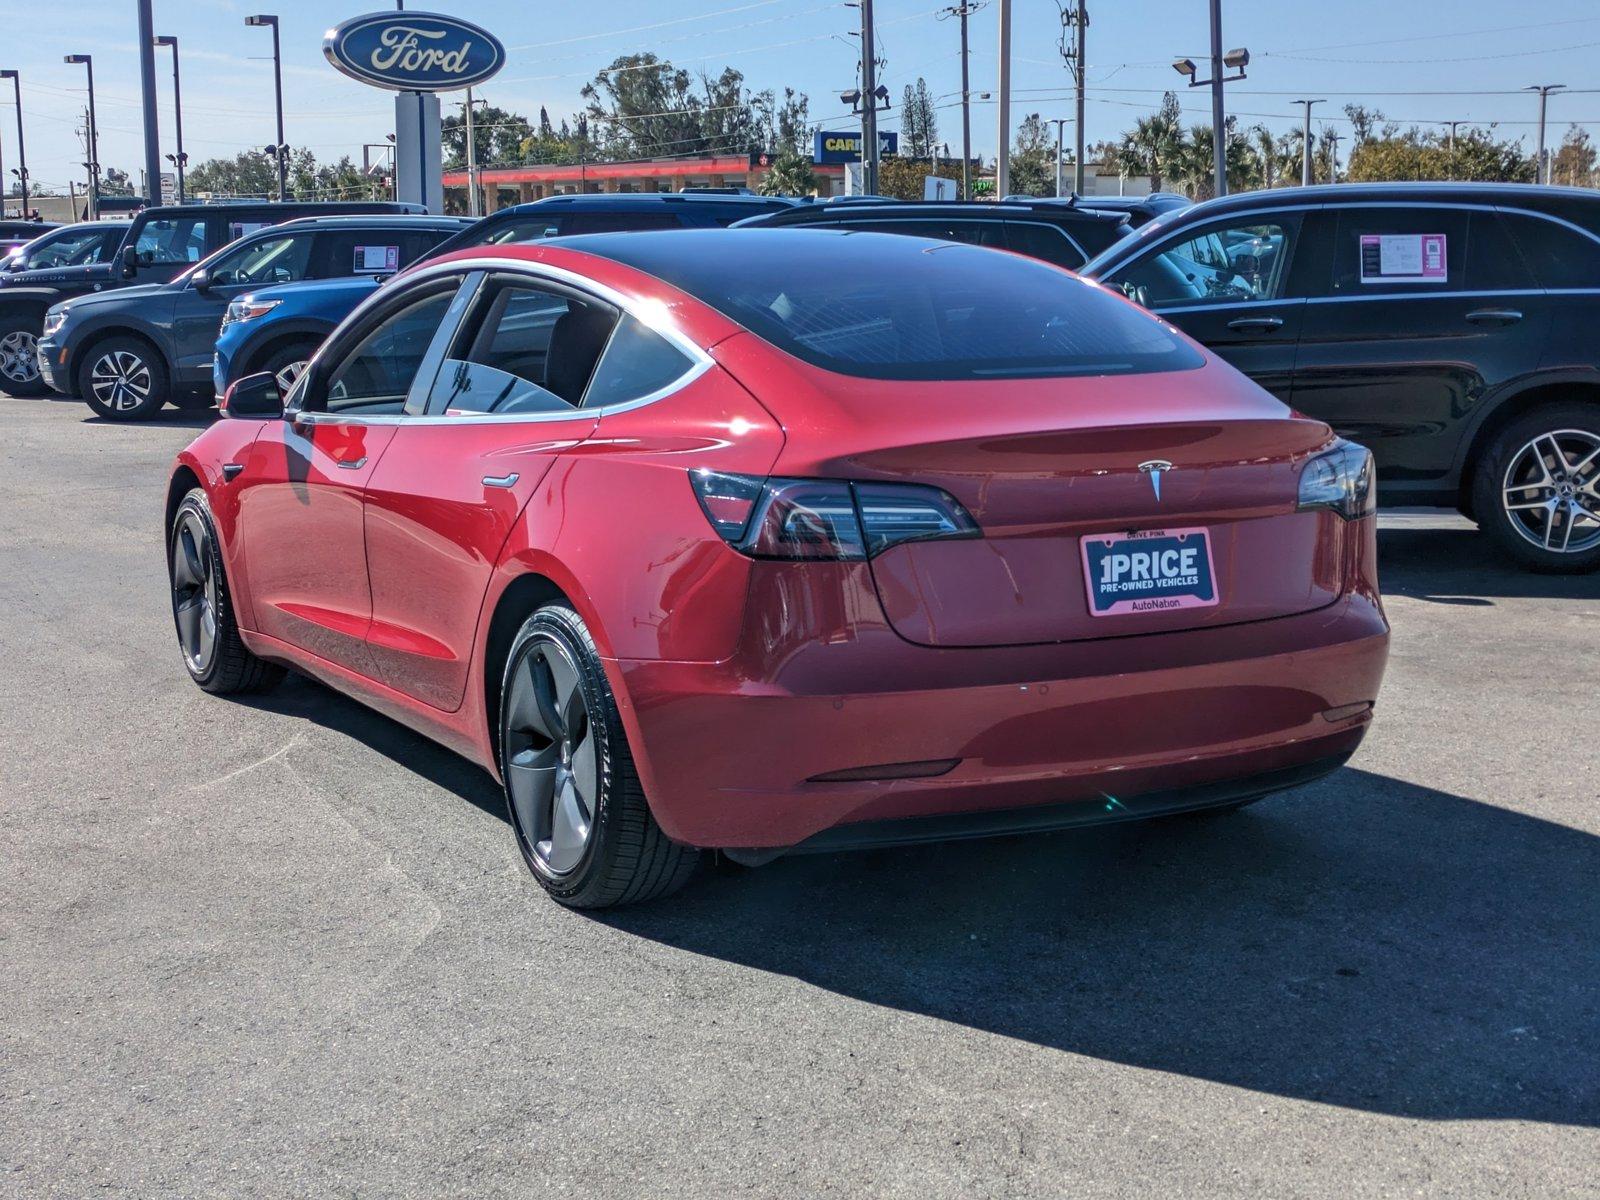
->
[610,583,1390,850]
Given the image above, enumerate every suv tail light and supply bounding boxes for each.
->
[689,470,979,560]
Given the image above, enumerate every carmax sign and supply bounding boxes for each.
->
[813,130,899,164]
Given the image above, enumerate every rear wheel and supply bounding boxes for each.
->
[81,336,169,420]
[1473,403,1600,573]
[499,605,699,908]
[0,314,47,396]
[170,488,284,695]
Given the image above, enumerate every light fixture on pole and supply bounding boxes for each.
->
[0,70,27,216]
[1173,0,1247,198]
[1291,99,1322,186]
[63,55,99,219]
[1525,84,1564,185]
[153,38,185,203]
[245,15,287,201]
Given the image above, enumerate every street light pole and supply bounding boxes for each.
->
[462,89,481,218]
[154,38,185,203]
[1292,98,1321,186]
[246,15,287,201]
[1061,0,1087,195]
[1207,0,1225,197]
[0,71,27,217]
[1049,117,1069,198]
[63,55,99,219]
[136,0,161,208]
[995,0,1011,196]
[859,0,879,195]
[1526,84,1564,185]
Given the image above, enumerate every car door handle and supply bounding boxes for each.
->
[483,473,520,488]
[336,456,367,470]
[1226,316,1285,332]
[1466,308,1523,326]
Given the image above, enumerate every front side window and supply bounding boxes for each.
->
[133,215,207,266]
[208,234,314,287]
[318,289,457,415]
[1112,219,1294,309]
[23,228,113,270]
[429,282,619,416]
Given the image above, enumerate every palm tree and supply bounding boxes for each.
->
[1252,125,1278,189]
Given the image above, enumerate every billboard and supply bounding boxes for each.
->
[813,130,899,164]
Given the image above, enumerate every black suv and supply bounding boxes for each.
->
[428,191,800,257]
[1083,183,1600,572]
[735,197,1135,270]
[39,214,466,419]
[0,200,422,397]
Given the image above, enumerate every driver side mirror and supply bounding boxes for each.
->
[120,244,138,280]
[218,371,283,420]
[190,268,212,293]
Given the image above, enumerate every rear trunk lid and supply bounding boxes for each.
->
[712,335,1346,647]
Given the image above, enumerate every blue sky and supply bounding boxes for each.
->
[2,0,1599,193]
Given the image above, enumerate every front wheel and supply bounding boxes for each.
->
[258,342,316,396]
[170,489,284,694]
[1473,403,1600,573]
[81,336,169,420]
[0,314,47,396]
[499,605,700,908]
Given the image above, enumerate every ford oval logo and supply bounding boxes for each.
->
[323,11,506,92]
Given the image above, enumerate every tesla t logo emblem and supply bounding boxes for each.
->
[1138,459,1173,502]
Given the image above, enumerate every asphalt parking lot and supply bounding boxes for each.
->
[2,393,1596,1199]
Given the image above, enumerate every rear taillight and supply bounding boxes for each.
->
[690,470,978,560]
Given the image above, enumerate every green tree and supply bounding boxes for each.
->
[443,104,534,170]
[187,151,278,198]
[1007,113,1056,196]
[900,77,939,159]
[878,156,960,201]
[1550,125,1596,187]
[756,147,817,196]
[1108,91,1184,191]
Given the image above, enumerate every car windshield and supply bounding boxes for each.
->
[580,229,1202,381]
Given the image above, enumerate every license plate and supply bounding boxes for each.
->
[1081,527,1218,617]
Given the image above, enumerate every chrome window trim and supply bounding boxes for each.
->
[1095,197,1600,284]
[288,253,714,427]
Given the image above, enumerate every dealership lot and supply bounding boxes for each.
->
[1,395,1596,1196]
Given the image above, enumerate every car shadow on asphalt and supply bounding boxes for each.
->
[1378,525,1596,603]
[601,769,1600,1127]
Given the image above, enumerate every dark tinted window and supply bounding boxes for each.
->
[1004,222,1086,269]
[1500,211,1600,289]
[133,214,207,266]
[844,218,1006,251]
[1465,211,1536,292]
[438,214,569,256]
[1330,208,1467,294]
[594,231,1202,380]
[582,314,694,408]
[430,281,618,414]
[562,212,683,235]
[321,289,455,415]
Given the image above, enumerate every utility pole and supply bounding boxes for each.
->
[1049,117,1069,197]
[1207,0,1225,197]
[996,0,1011,196]
[136,0,161,208]
[1292,99,1321,185]
[462,89,483,217]
[1327,130,1342,184]
[859,0,880,195]
[1059,1,1087,195]
[1526,84,1564,185]
[0,70,19,217]
[940,2,982,200]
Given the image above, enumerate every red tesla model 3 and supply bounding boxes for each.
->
[167,230,1389,907]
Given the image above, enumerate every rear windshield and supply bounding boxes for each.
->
[580,229,1203,381]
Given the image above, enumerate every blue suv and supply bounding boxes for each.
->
[214,192,798,396]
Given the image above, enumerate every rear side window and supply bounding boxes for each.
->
[312,229,451,277]
[1499,211,1600,289]
[561,212,684,235]
[1004,222,1086,269]
[612,237,1202,380]
[429,281,618,415]
[133,215,207,266]
[1330,208,1467,294]
[582,314,695,408]
[849,218,1006,251]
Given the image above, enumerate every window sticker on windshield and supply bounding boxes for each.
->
[1360,233,1446,283]
[354,245,400,273]
[229,221,272,240]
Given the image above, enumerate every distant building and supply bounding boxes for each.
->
[443,154,849,211]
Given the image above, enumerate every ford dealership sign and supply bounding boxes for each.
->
[324,11,506,91]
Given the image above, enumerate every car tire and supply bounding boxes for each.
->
[1472,402,1600,573]
[499,604,700,908]
[80,336,169,421]
[0,312,48,396]
[169,488,285,695]
[257,342,317,397]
